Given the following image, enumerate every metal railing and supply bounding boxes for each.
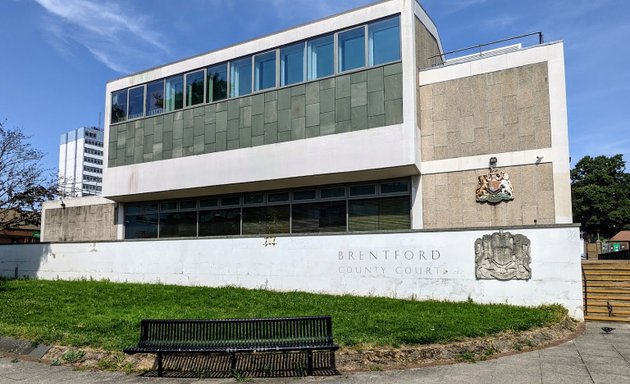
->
[427,32,544,68]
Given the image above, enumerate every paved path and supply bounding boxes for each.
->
[1,322,629,384]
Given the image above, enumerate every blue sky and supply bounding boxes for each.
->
[1,0,628,172]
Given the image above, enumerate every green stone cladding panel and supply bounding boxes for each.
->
[108,63,403,167]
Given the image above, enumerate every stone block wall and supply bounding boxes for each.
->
[415,17,441,70]
[422,163,555,229]
[44,204,117,242]
[419,62,551,161]
[108,63,403,168]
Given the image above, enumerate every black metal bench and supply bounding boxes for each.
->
[123,315,339,377]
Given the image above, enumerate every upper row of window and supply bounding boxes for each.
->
[111,16,400,124]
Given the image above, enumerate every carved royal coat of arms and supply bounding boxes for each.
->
[475,169,513,204]
[475,231,531,280]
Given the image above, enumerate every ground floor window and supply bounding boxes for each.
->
[123,178,411,239]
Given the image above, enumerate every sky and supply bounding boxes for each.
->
[0,0,628,173]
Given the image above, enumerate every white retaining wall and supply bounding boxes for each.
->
[0,225,584,320]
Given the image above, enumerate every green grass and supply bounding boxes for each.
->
[0,278,566,351]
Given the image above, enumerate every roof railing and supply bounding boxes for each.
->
[427,32,544,68]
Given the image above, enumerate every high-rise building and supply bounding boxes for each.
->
[58,127,104,197]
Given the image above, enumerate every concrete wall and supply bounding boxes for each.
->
[0,225,584,320]
[42,197,117,242]
[422,163,555,228]
[419,62,551,161]
[108,64,404,168]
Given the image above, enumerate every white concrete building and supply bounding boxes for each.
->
[3,0,583,319]
[58,127,104,197]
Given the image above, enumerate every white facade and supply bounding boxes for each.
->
[59,127,104,197]
[0,225,584,320]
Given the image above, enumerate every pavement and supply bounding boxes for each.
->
[1,322,629,384]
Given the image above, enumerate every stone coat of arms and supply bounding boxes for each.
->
[475,170,513,204]
[475,231,531,280]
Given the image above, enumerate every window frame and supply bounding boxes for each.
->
[184,69,206,107]
[109,14,402,124]
[127,85,146,120]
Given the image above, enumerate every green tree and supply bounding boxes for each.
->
[571,154,630,240]
[0,120,57,232]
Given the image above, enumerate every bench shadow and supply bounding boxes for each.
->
[139,350,339,378]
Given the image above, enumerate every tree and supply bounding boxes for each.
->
[571,154,630,240]
[0,120,57,232]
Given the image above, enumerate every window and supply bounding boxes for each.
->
[165,75,184,112]
[146,80,164,116]
[350,184,375,196]
[199,208,241,236]
[242,205,290,235]
[338,27,365,72]
[158,211,197,238]
[381,180,408,194]
[230,57,252,97]
[280,42,304,86]
[268,192,289,203]
[185,70,205,107]
[199,198,218,208]
[128,86,144,119]
[111,89,127,123]
[321,187,345,199]
[244,193,264,205]
[349,196,409,231]
[292,201,346,233]
[221,196,241,206]
[125,203,158,239]
[307,34,334,80]
[124,180,410,239]
[254,51,276,91]
[207,63,227,102]
[369,16,400,66]
[293,190,316,201]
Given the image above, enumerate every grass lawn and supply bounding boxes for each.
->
[0,278,566,351]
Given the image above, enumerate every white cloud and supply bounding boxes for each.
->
[35,0,170,73]
[424,0,488,14]
[481,14,518,29]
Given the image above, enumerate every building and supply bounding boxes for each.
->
[606,231,630,253]
[0,210,40,244]
[13,0,582,318]
[58,127,104,197]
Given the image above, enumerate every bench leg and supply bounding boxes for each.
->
[307,350,313,376]
[157,353,163,377]
[230,352,236,372]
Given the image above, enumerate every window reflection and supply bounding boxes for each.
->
[199,208,241,236]
[242,205,290,235]
[111,89,128,123]
[281,43,304,86]
[124,213,158,238]
[146,80,164,116]
[158,211,198,238]
[369,17,400,66]
[254,51,276,91]
[128,86,144,119]
[292,201,346,233]
[338,27,365,72]
[185,70,205,107]
[207,63,227,102]
[165,75,184,112]
[307,34,334,80]
[230,57,252,97]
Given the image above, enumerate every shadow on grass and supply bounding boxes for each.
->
[139,350,339,379]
